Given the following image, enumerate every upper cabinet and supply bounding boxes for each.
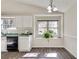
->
[23,16,33,27]
[15,16,33,27]
[15,16,23,27]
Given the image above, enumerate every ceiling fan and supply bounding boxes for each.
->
[47,0,58,13]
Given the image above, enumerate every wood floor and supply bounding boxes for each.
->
[1,48,76,59]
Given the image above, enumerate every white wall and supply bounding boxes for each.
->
[64,2,77,57]
[32,38,64,47]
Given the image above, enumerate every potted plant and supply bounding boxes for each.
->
[43,30,55,41]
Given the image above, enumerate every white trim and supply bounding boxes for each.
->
[36,37,62,40]
[34,14,64,40]
[1,16,15,18]
[32,46,64,48]
[65,47,77,58]
[34,14,63,17]
[64,34,77,39]
[1,50,8,52]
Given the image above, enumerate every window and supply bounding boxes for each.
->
[1,18,15,29]
[37,20,59,38]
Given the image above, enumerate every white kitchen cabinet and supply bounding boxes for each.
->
[18,35,32,52]
[15,16,23,27]
[23,16,32,27]
[15,16,32,27]
[1,36,7,52]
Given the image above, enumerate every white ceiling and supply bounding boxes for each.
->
[1,0,76,15]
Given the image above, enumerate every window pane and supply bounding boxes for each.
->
[49,28,58,36]
[37,20,59,38]
[1,18,15,29]
[38,28,47,35]
[49,21,57,27]
[38,21,47,27]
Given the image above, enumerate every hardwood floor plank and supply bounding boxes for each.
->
[1,48,76,59]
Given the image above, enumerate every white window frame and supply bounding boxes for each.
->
[1,17,15,30]
[34,14,64,39]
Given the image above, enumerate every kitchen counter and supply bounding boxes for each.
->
[5,33,32,37]
[1,33,33,52]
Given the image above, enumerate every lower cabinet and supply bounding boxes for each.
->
[1,36,7,52]
[18,36,32,52]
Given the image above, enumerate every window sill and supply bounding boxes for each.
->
[36,37,62,39]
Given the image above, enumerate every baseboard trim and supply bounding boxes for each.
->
[32,46,64,48]
[1,50,8,52]
[64,48,76,59]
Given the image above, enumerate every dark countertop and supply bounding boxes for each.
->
[1,33,32,37]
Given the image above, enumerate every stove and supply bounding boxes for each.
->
[7,36,18,51]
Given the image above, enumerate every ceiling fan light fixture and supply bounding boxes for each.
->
[53,7,58,11]
[48,9,52,13]
[47,6,52,10]
[47,0,58,13]
[47,5,52,13]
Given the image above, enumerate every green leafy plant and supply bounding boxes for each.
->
[43,30,54,41]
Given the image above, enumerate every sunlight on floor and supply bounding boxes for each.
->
[22,53,39,57]
[22,52,58,58]
[44,53,57,57]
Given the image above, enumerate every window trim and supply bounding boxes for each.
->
[34,14,64,40]
[1,17,15,29]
